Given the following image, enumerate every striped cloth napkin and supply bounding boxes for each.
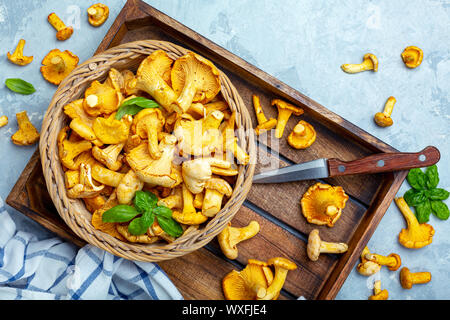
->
[0,197,183,300]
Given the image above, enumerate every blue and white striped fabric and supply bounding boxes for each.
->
[0,197,183,300]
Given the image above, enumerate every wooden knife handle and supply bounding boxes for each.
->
[328,146,440,177]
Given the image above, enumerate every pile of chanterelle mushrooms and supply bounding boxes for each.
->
[58,49,250,244]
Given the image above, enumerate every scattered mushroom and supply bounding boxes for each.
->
[47,12,73,41]
[300,182,349,227]
[357,246,381,276]
[365,251,401,271]
[218,221,260,259]
[272,99,304,139]
[306,229,348,261]
[399,267,431,289]
[11,111,40,146]
[287,120,316,149]
[369,280,388,300]
[258,257,297,300]
[171,51,221,114]
[374,96,396,127]
[252,95,277,135]
[7,39,33,66]
[222,259,274,300]
[395,197,435,249]
[40,49,79,85]
[87,3,109,27]
[0,115,8,128]
[401,46,423,69]
[202,177,233,217]
[341,53,378,73]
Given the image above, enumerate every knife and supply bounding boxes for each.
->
[252,146,440,184]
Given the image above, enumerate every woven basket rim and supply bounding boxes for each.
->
[39,40,256,262]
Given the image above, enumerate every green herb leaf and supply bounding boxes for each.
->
[404,189,427,206]
[157,215,183,238]
[425,165,439,189]
[407,168,429,190]
[431,201,450,220]
[128,210,155,235]
[415,200,432,223]
[5,78,36,95]
[115,97,160,119]
[426,188,449,201]
[102,204,139,223]
[133,191,158,213]
[153,205,173,219]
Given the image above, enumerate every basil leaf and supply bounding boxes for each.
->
[157,215,183,238]
[415,200,432,223]
[128,210,156,235]
[404,189,427,206]
[102,205,139,223]
[5,78,36,95]
[115,97,160,119]
[407,168,428,190]
[431,201,450,220]
[426,188,449,201]
[133,191,158,213]
[153,205,173,219]
[425,165,439,189]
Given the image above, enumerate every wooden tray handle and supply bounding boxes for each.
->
[328,146,441,177]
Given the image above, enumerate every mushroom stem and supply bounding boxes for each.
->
[48,12,67,31]
[50,55,66,72]
[365,253,401,271]
[293,123,306,136]
[383,96,396,117]
[395,197,419,230]
[373,280,382,295]
[259,267,289,300]
[320,241,348,254]
[324,205,338,216]
[274,110,293,139]
[252,95,268,125]
[87,7,101,19]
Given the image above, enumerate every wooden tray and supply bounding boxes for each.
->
[6,0,407,300]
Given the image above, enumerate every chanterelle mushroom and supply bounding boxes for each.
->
[92,114,130,145]
[307,229,348,261]
[272,99,304,139]
[252,95,277,135]
[11,111,40,146]
[172,184,208,225]
[356,246,381,276]
[218,221,260,260]
[47,12,73,41]
[132,108,165,159]
[131,50,177,112]
[258,257,297,300]
[67,163,104,198]
[374,96,396,127]
[202,177,233,217]
[0,115,8,128]
[365,251,401,271]
[83,80,123,116]
[369,280,388,300]
[399,267,431,289]
[7,39,33,66]
[287,120,316,149]
[395,197,434,249]
[92,143,124,171]
[401,46,423,69]
[222,259,274,300]
[87,3,109,27]
[300,182,349,227]
[182,157,232,194]
[40,49,79,85]
[341,53,378,73]
[171,51,221,114]
[116,169,144,204]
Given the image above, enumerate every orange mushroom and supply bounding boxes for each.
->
[401,46,423,68]
[40,49,79,85]
[87,3,109,27]
[7,39,33,66]
[287,120,316,149]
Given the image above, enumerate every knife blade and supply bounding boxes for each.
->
[252,146,440,184]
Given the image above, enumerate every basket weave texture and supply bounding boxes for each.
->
[39,40,256,262]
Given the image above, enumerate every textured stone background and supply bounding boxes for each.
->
[0,0,448,299]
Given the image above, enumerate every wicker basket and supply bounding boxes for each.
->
[39,40,256,262]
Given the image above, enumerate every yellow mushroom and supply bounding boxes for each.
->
[172,184,208,225]
[83,195,106,214]
[132,108,165,159]
[356,246,381,276]
[40,49,79,85]
[11,111,40,146]
[131,50,177,112]
[87,3,109,27]
[272,99,304,139]
[341,53,378,73]
[90,192,126,241]
[116,169,144,205]
[395,197,434,249]
[258,257,297,300]
[91,163,125,187]
[222,259,274,300]
[401,46,423,69]
[287,120,316,149]
[47,12,73,41]
[399,267,431,289]
[83,80,123,116]
[67,163,105,198]
[369,280,388,300]
[365,251,401,271]
[92,143,125,171]
[306,229,348,261]
[252,95,277,135]
[7,39,33,66]
[121,70,140,96]
[171,51,221,114]
[218,221,260,260]
[221,111,250,165]
[104,68,125,93]
[64,170,80,189]
[300,182,349,227]
[374,96,396,127]
[92,114,130,145]
[0,115,8,128]
[157,187,183,210]
[202,177,233,217]
[116,224,159,244]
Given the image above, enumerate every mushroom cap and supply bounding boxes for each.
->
[401,46,423,68]
[306,229,322,261]
[132,108,165,138]
[64,99,95,127]
[40,49,79,85]
[92,115,130,145]
[182,158,212,194]
[300,182,349,227]
[399,267,413,289]
[387,253,402,271]
[357,260,381,276]
[267,257,297,270]
[287,120,316,149]
[171,51,221,111]
[271,99,304,116]
[369,289,389,300]
[105,68,125,92]
[374,112,393,127]
[205,177,233,197]
[87,3,109,27]
[255,118,277,135]
[363,53,378,71]
[398,222,435,249]
[83,80,123,116]
[137,50,173,82]
[56,26,74,41]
